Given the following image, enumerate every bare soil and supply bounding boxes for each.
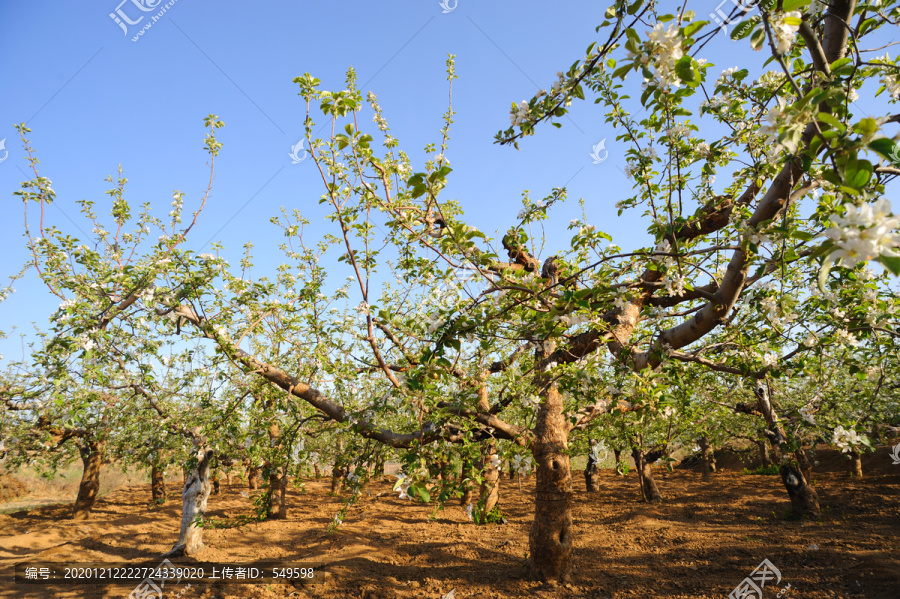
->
[1,456,898,599]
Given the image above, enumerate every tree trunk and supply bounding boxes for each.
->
[753,383,820,518]
[266,465,288,519]
[850,450,863,478]
[247,465,261,490]
[168,447,212,557]
[151,463,167,504]
[476,385,500,520]
[632,448,663,503]
[459,458,474,506]
[613,449,624,475]
[795,447,813,481]
[314,464,321,479]
[265,420,288,519]
[330,464,346,494]
[699,436,713,482]
[528,383,573,582]
[756,439,773,467]
[584,440,600,492]
[72,440,104,520]
[478,440,500,518]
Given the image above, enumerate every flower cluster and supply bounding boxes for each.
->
[509,100,531,127]
[832,425,865,453]
[874,54,900,99]
[490,453,502,471]
[395,473,412,500]
[559,313,590,327]
[765,11,802,54]
[759,98,807,154]
[823,198,900,268]
[644,23,684,90]
[523,394,541,412]
[799,404,816,425]
[511,454,533,476]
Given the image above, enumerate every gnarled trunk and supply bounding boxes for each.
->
[529,384,572,582]
[167,447,212,557]
[72,440,104,520]
[478,440,500,518]
[266,464,288,519]
[151,463,167,504]
[754,383,820,518]
[476,385,500,519]
[632,448,662,503]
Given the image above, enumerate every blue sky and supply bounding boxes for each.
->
[0,1,896,363]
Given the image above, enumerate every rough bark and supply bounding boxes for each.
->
[528,381,573,582]
[699,436,713,482]
[265,420,287,519]
[850,451,863,478]
[479,441,501,518]
[167,447,212,557]
[477,385,500,519]
[72,440,104,520]
[314,464,321,479]
[754,383,820,518]
[151,463,167,505]
[632,448,663,503]
[266,465,288,519]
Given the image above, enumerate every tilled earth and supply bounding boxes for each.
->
[1,465,898,599]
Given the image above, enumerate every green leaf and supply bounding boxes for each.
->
[732,17,759,40]
[868,138,900,166]
[682,21,707,39]
[879,255,900,276]
[817,112,846,133]
[612,64,633,80]
[675,56,698,83]
[782,0,812,10]
[750,28,766,51]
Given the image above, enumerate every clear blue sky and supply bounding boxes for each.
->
[0,1,895,363]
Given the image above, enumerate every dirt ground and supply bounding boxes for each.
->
[1,453,899,599]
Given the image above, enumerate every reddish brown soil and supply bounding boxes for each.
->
[1,464,898,599]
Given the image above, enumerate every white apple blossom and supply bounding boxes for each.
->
[766,11,802,54]
[832,425,865,453]
[823,198,900,269]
